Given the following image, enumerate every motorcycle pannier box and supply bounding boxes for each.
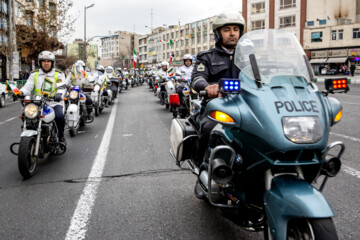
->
[169,93,180,106]
[82,83,94,92]
[170,118,197,162]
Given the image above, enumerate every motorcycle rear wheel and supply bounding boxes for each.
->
[18,137,37,178]
[264,218,338,240]
[95,106,99,116]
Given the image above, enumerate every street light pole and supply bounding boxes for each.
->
[84,3,95,64]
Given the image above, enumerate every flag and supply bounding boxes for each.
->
[6,81,21,95]
[133,48,137,68]
[169,51,175,66]
[167,67,175,77]
[170,40,174,45]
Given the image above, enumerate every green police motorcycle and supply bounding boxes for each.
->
[170,29,348,239]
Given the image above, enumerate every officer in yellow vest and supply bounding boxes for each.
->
[19,51,68,144]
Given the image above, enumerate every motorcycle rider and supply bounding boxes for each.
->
[18,51,68,144]
[190,10,245,198]
[176,54,194,109]
[71,60,93,115]
[155,61,170,105]
[96,65,110,106]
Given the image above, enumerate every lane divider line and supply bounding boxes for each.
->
[65,99,118,240]
[330,132,360,143]
[343,165,360,179]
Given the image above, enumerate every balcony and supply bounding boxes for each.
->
[336,18,352,25]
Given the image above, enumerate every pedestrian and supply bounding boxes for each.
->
[350,63,356,77]
[341,65,346,75]
[19,70,24,80]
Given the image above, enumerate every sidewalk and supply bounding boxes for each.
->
[315,75,360,84]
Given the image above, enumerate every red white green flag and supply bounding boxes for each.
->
[133,48,137,68]
[6,80,21,95]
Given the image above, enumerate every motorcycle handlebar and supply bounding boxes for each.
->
[199,90,207,97]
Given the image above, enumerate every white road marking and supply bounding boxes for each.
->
[330,132,360,143]
[94,134,98,139]
[83,148,89,155]
[5,117,16,122]
[343,165,360,179]
[65,100,118,240]
[122,133,133,137]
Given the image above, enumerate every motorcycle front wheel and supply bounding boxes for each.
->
[69,127,78,137]
[264,218,338,240]
[95,105,99,116]
[18,136,38,178]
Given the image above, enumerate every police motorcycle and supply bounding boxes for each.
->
[10,81,68,178]
[138,69,145,85]
[116,68,126,93]
[65,83,94,137]
[129,69,138,87]
[174,74,193,118]
[170,29,348,239]
[123,70,130,90]
[104,66,114,105]
[89,74,105,116]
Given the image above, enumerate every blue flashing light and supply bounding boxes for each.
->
[224,86,229,90]
[235,81,239,85]
[74,86,81,91]
[230,86,234,90]
[230,81,234,85]
[225,81,229,85]
[235,86,239,90]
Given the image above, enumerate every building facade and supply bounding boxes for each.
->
[304,0,360,75]
[138,34,148,67]
[242,0,307,44]
[160,16,217,66]
[146,28,164,67]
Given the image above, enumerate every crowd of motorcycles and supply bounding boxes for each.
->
[8,29,353,239]
[10,65,146,178]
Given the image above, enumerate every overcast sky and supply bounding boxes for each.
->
[67,0,243,43]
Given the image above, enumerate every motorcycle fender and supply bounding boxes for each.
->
[21,130,38,138]
[67,104,79,122]
[264,175,334,240]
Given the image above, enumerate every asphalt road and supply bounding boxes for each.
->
[0,82,359,240]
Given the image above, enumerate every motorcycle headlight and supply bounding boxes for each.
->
[282,116,323,144]
[94,85,101,91]
[69,90,79,100]
[24,103,39,119]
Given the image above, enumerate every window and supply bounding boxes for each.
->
[197,32,201,44]
[186,29,189,35]
[252,2,265,13]
[252,20,265,30]
[163,53,165,59]
[307,21,314,26]
[167,34,169,40]
[186,39,189,46]
[176,31,179,38]
[176,41,179,47]
[2,2,7,14]
[49,2,56,11]
[171,32,174,39]
[203,34,207,42]
[167,43,169,49]
[191,48,195,55]
[311,32,323,42]
[198,47,201,53]
[181,50,184,56]
[338,30,343,40]
[180,30,184,37]
[163,45,165,50]
[176,51,179,57]
[191,35,195,44]
[280,0,296,9]
[319,19,326,25]
[353,28,360,39]
[279,16,296,28]
[25,11,34,27]
[332,30,336,40]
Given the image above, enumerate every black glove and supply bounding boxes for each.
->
[54,93,62,102]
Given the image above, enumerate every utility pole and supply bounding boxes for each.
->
[151,8,153,32]
[84,4,95,64]
[8,0,14,81]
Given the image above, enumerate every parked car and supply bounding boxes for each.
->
[0,82,7,108]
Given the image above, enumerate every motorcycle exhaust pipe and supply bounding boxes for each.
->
[321,155,341,177]
[211,158,233,184]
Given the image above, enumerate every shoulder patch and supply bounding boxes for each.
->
[197,49,212,57]
[197,63,205,72]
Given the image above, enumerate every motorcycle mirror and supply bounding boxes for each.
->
[324,78,349,94]
[219,78,241,94]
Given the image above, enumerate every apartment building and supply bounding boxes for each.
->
[139,34,148,67]
[303,0,360,74]
[242,0,306,44]
[160,16,217,66]
[146,27,164,67]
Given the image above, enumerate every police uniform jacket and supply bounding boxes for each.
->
[191,42,240,92]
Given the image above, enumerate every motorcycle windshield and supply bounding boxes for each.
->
[234,29,312,85]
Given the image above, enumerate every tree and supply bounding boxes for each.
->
[14,0,77,65]
[56,55,77,71]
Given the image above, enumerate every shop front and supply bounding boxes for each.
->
[349,48,360,74]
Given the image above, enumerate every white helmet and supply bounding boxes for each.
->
[213,10,245,43]
[75,60,85,67]
[38,51,55,66]
[97,65,105,71]
[161,61,169,68]
[183,54,192,64]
